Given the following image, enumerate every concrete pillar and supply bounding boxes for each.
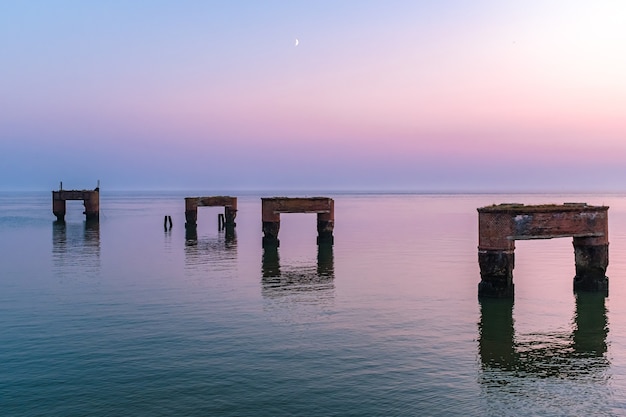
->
[185,198,198,229]
[83,191,99,221]
[262,221,280,248]
[53,197,66,222]
[316,199,334,245]
[573,237,609,293]
[478,249,515,298]
[262,200,280,248]
[224,203,237,227]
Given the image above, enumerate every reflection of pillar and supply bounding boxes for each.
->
[478,298,516,370]
[317,244,334,276]
[185,198,198,229]
[53,198,66,222]
[83,191,99,221]
[84,219,100,242]
[317,199,334,245]
[225,202,237,227]
[478,250,515,298]
[262,247,280,277]
[53,220,67,246]
[185,226,198,243]
[262,202,280,248]
[573,237,609,293]
[573,292,608,356]
[225,227,236,246]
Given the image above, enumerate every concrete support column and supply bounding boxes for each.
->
[262,221,280,248]
[185,198,198,229]
[262,200,280,247]
[573,237,609,293]
[316,200,334,245]
[83,191,99,221]
[53,198,66,222]
[478,249,515,298]
[225,204,237,227]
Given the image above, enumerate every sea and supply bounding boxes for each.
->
[2,191,626,416]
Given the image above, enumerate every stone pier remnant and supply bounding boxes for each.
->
[261,197,334,247]
[478,203,608,298]
[52,184,100,222]
[185,196,237,230]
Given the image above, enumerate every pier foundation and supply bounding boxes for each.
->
[261,197,334,248]
[477,203,609,298]
[477,250,515,298]
[185,196,237,230]
[52,185,99,222]
[573,238,609,292]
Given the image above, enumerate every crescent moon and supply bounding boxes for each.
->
[295,38,299,47]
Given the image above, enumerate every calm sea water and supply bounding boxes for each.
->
[2,191,626,416]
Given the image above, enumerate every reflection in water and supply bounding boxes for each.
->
[572,292,609,357]
[478,293,609,380]
[477,298,515,371]
[261,245,334,303]
[52,220,101,281]
[317,243,334,277]
[184,227,237,270]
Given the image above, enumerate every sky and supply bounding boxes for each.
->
[1,0,625,192]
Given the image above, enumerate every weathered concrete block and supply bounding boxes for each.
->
[478,250,515,298]
[573,243,609,293]
[262,221,280,248]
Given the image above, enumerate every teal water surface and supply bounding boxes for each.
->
[2,192,626,416]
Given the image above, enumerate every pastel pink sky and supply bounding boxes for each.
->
[2,1,625,191]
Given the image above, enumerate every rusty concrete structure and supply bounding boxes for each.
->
[52,184,99,222]
[185,196,237,229]
[478,203,609,298]
[261,197,334,247]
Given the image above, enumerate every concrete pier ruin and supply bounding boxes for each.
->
[478,203,609,298]
[185,196,237,230]
[261,197,334,247]
[52,185,99,222]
